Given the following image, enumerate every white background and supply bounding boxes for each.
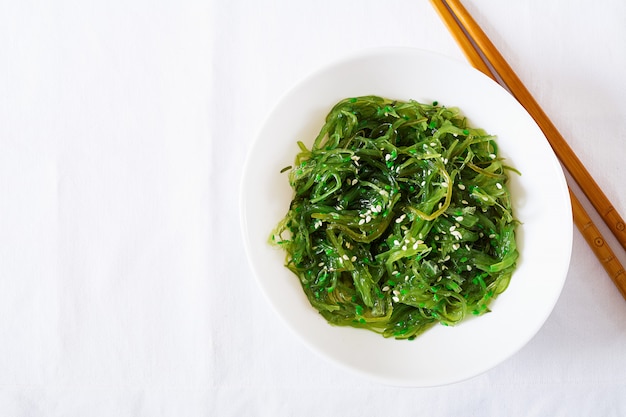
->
[1,0,625,415]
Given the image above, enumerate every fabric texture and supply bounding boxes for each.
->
[1,0,625,415]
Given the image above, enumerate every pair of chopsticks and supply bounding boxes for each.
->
[430,0,626,299]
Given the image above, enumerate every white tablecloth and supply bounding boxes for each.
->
[1,0,625,415]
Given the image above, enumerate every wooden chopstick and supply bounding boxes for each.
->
[570,189,626,299]
[441,0,626,253]
[430,0,626,298]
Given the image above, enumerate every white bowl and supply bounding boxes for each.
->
[240,47,572,387]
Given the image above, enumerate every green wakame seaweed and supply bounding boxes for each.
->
[270,96,519,340]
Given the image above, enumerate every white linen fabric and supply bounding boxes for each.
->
[1,0,625,415]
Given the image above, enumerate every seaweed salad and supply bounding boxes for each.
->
[270,95,519,340]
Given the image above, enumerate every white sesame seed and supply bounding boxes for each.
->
[452,243,460,250]
[318,262,324,267]
[366,215,372,223]
[402,245,407,251]
[456,216,464,222]
[458,184,466,190]
[489,234,496,238]
[482,196,489,201]
[392,296,400,303]
[351,256,357,262]
[385,154,392,161]
[392,270,399,275]
[405,276,409,281]
[352,179,358,185]
[467,265,472,271]
[382,286,390,292]
[413,242,419,250]
[358,219,365,225]
[441,182,448,188]
[393,240,400,246]
[489,153,496,159]
[435,235,440,240]
[462,200,469,205]
[496,183,502,189]
[449,225,456,232]
[343,254,349,260]
[393,290,400,296]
